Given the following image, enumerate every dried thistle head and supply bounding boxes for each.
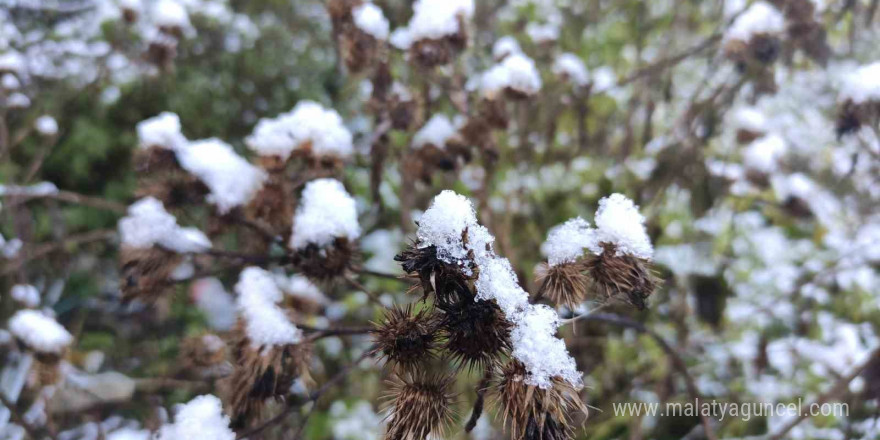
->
[295,237,358,280]
[119,246,182,303]
[495,361,587,440]
[535,262,589,309]
[244,177,295,236]
[340,27,383,74]
[583,243,658,310]
[180,333,227,370]
[394,244,472,307]
[370,305,440,372]
[440,298,511,371]
[133,146,180,174]
[228,340,312,428]
[383,373,455,440]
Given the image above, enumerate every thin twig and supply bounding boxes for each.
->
[353,267,410,283]
[1,229,117,276]
[464,366,494,433]
[2,190,127,213]
[583,313,719,440]
[766,349,879,440]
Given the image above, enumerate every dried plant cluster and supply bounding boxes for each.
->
[1,0,878,439]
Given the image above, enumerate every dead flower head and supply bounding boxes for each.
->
[383,373,455,440]
[228,339,312,428]
[583,243,658,310]
[536,262,589,309]
[439,297,512,371]
[495,361,587,440]
[370,305,440,372]
[119,246,183,303]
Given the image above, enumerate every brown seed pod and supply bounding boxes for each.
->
[583,243,658,310]
[394,244,472,307]
[535,262,589,309]
[383,373,455,440]
[180,333,227,370]
[119,246,183,303]
[439,297,511,371]
[133,146,180,174]
[495,361,587,440]
[244,176,295,236]
[295,237,358,281]
[370,305,440,372]
[228,338,312,429]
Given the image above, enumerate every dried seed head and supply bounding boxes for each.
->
[133,146,180,174]
[371,305,440,372]
[383,373,455,440]
[583,243,658,310]
[245,178,295,235]
[495,361,587,440]
[394,244,472,307]
[180,333,227,370]
[748,34,781,65]
[119,246,182,303]
[341,28,382,74]
[228,339,312,428]
[440,298,511,371]
[535,262,589,309]
[295,237,358,280]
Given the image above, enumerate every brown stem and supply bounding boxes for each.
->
[464,366,494,433]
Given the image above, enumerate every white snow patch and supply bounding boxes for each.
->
[8,310,73,354]
[176,138,267,214]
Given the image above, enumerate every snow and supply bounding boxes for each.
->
[416,191,491,268]
[412,114,457,149]
[152,0,192,32]
[510,304,582,389]
[473,257,529,316]
[107,428,150,440]
[191,278,237,331]
[480,53,542,97]
[246,101,353,160]
[1,73,21,90]
[158,395,235,440]
[839,62,880,104]
[0,51,25,73]
[176,138,267,214]
[552,53,589,86]
[10,284,40,308]
[7,92,30,108]
[404,0,474,41]
[330,401,383,440]
[0,182,58,197]
[352,3,389,40]
[492,36,522,59]
[743,133,787,173]
[587,193,653,259]
[389,28,412,50]
[283,275,326,302]
[541,217,593,266]
[34,115,58,136]
[136,112,187,150]
[289,178,361,250]
[416,190,581,388]
[526,22,559,43]
[724,1,785,42]
[8,310,73,354]
[118,197,212,253]
[734,106,768,133]
[235,267,303,347]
